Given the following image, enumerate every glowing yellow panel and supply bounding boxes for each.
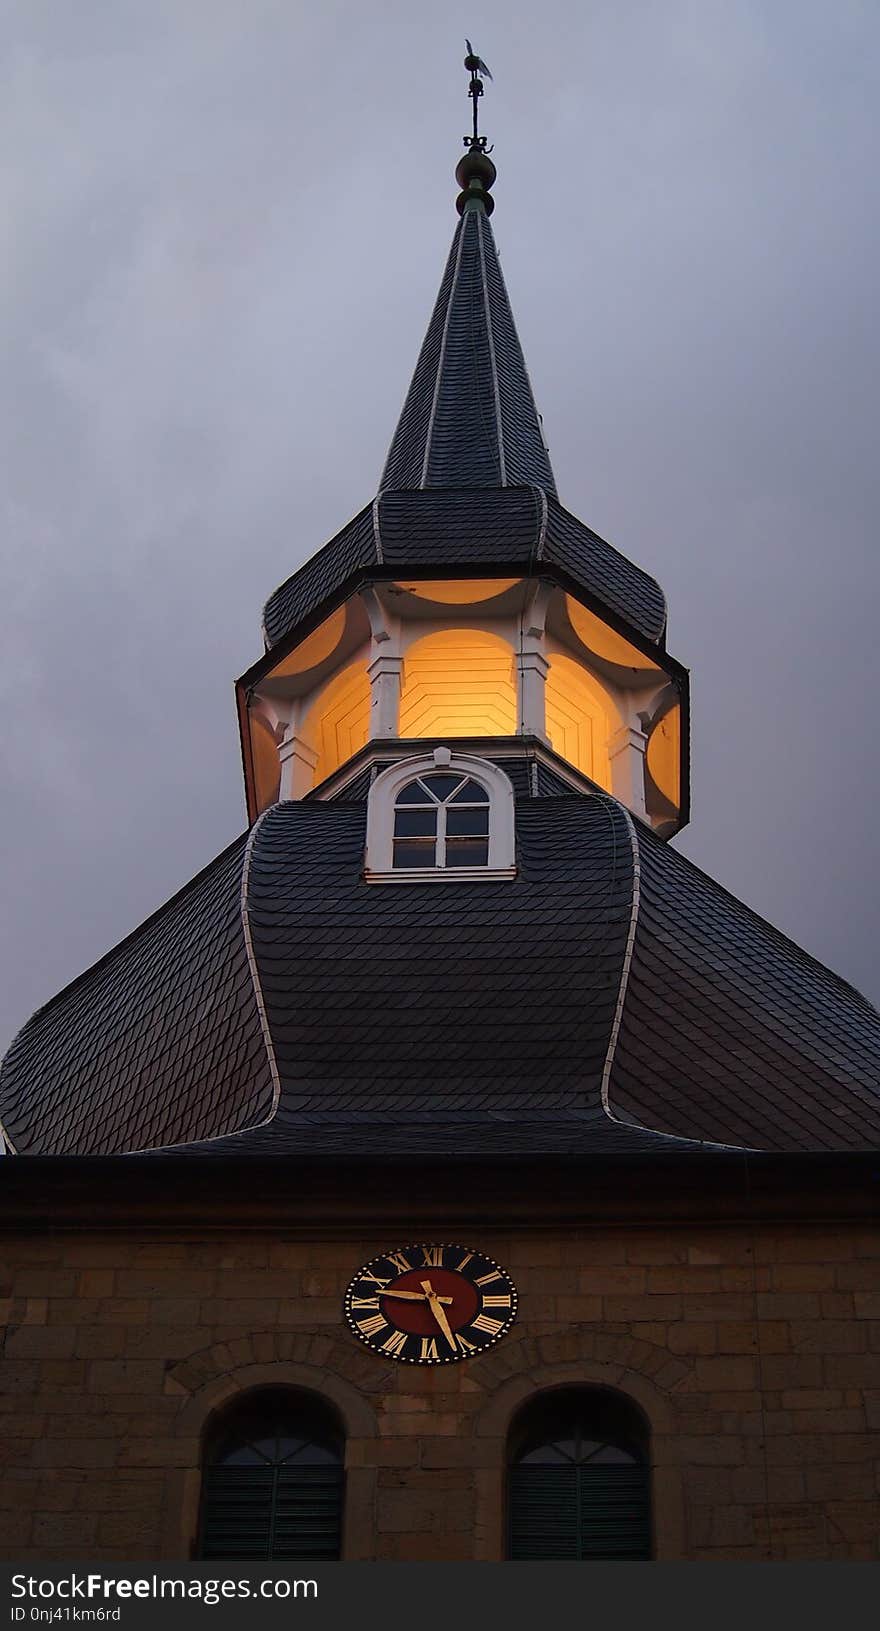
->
[304,658,372,784]
[400,629,516,739]
[394,579,519,604]
[270,606,346,678]
[646,704,681,807]
[566,595,660,671]
[545,653,612,788]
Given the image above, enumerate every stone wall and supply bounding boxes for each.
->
[2,1221,878,1561]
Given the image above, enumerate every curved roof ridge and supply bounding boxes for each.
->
[0,833,275,1156]
[593,796,749,1153]
[419,206,469,485]
[607,821,880,1151]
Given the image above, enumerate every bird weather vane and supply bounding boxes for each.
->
[464,39,493,153]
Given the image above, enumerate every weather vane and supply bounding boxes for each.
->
[464,39,493,153]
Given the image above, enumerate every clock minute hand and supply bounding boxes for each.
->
[381,1288,453,1304]
[421,1279,458,1353]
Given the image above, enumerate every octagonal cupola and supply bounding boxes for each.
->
[237,129,688,836]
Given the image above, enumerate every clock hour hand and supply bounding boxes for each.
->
[380,1288,453,1304]
[420,1279,458,1353]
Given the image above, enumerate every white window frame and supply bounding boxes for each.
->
[364,747,516,883]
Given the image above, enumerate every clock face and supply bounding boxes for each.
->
[344,1242,518,1364]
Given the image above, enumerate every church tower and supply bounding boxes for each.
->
[2,59,878,1565]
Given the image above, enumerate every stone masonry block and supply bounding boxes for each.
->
[32,1513,99,1548]
[694,1357,758,1391]
[790,1321,865,1355]
[5,1326,75,1359]
[78,1271,116,1299]
[87,1360,164,1394]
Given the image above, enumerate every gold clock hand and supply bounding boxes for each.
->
[380,1288,453,1304]
[420,1279,458,1353]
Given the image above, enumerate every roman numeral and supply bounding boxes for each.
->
[420,1337,439,1361]
[421,1245,444,1267]
[475,1271,502,1287]
[482,1295,511,1309]
[356,1314,387,1338]
[385,1251,412,1275]
[358,1270,391,1289]
[456,1251,474,1271]
[380,1329,409,1356]
[455,1332,477,1353]
[472,1313,503,1336]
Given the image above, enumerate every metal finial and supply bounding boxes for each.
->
[463,39,493,153]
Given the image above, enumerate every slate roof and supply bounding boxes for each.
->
[258,201,668,656]
[4,769,879,1158]
[382,206,556,494]
[0,838,274,1157]
[260,490,667,652]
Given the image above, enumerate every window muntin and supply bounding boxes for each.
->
[392,774,491,871]
[198,1389,343,1562]
[508,1389,650,1561]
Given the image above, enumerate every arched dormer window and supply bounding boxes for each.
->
[364,749,516,883]
[197,1388,343,1561]
[507,1388,651,1561]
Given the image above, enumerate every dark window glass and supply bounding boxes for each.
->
[393,808,437,838]
[392,839,436,868]
[446,807,489,837]
[508,1389,650,1562]
[389,768,496,871]
[199,1390,343,1562]
[445,839,490,868]
[449,779,490,804]
[418,773,467,800]
[395,780,433,805]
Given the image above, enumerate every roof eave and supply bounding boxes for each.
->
[1,1148,877,1231]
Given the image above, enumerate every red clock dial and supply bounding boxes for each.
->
[344,1242,517,1364]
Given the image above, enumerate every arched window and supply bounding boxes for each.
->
[197,1388,344,1561]
[364,749,516,881]
[507,1388,651,1561]
[392,772,490,869]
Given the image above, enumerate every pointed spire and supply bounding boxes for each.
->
[381,146,557,495]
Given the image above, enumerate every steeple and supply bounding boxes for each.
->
[237,64,686,834]
[381,60,557,495]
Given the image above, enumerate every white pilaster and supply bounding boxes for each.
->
[609,723,648,820]
[516,580,552,740]
[367,653,404,738]
[516,649,550,740]
[278,726,319,800]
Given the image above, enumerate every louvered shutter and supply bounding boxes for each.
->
[510,1464,650,1561]
[200,1464,343,1561]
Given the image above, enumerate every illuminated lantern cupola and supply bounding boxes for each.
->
[238,96,688,836]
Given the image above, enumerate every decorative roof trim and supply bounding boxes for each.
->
[122,815,284,1158]
[239,805,283,1124]
[597,799,757,1153]
[477,211,506,486]
[0,1107,17,1155]
[371,496,383,564]
[599,799,642,1126]
[534,484,548,560]
[490,233,554,487]
[420,215,468,488]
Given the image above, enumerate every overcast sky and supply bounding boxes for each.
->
[2,0,879,1050]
